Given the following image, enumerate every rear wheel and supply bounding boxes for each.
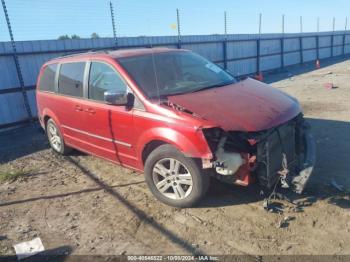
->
[144,144,209,208]
[46,119,72,155]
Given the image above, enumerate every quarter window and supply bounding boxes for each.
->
[58,62,85,97]
[39,63,57,92]
[88,62,127,101]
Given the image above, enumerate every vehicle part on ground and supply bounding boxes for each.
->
[144,144,209,208]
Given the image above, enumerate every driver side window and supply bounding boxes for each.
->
[88,62,127,101]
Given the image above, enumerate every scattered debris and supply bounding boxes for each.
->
[13,237,45,260]
[323,83,338,89]
[0,235,7,241]
[263,189,297,214]
[263,199,284,214]
[277,216,295,228]
[291,206,303,213]
[188,213,203,224]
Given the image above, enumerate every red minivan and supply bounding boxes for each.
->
[36,48,315,207]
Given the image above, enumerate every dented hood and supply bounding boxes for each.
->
[168,78,301,132]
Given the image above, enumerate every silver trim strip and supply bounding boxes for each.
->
[61,125,132,148]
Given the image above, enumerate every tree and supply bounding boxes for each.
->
[58,34,70,40]
[91,32,100,39]
[71,34,81,39]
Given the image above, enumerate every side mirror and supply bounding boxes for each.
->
[104,91,134,107]
[104,91,128,105]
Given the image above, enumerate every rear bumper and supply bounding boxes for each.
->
[291,122,316,193]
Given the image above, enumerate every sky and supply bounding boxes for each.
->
[0,0,350,41]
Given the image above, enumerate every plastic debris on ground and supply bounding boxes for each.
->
[323,83,338,89]
[13,237,45,260]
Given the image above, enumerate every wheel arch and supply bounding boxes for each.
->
[137,127,213,168]
[42,109,62,133]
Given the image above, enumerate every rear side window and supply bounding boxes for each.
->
[88,62,127,101]
[39,64,57,92]
[58,62,85,97]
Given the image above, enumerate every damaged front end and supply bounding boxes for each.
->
[202,114,316,194]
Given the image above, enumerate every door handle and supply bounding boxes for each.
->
[85,108,96,115]
[75,105,83,112]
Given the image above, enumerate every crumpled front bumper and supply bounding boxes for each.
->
[291,122,316,193]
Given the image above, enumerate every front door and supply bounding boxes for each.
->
[79,61,137,168]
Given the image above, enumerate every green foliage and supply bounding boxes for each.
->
[57,34,70,40]
[0,170,27,183]
[71,34,81,39]
[91,32,100,39]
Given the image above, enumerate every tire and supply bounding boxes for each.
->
[46,119,72,155]
[144,144,209,208]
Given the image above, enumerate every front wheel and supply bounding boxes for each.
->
[144,144,209,208]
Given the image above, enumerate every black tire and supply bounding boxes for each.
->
[46,119,72,155]
[144,144,209,208]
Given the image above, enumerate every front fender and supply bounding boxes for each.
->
[136,127,213,164]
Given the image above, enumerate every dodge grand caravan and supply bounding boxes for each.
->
[36,48,315,207]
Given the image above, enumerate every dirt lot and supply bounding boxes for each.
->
[1,58,350,257]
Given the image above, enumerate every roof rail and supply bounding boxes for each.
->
[54,49,110,59]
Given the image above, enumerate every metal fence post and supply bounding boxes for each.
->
[331,17,335,57]
[109,1,118,48]
[280,14,285,69]
[299,16,303,64]
[1,0,33,120]
[256,13,262,74]
[344,17,348,55]
[176,9,182,49]
[316,17,320,61]
[223,11,228,70]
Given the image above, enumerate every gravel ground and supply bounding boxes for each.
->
[0,58,349,257]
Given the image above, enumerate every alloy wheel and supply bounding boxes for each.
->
[152,158,193,200]
[47,123,62,152]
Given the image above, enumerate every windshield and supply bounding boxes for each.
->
[117,51,236,99]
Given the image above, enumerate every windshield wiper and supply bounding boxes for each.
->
[153,80,236,99]
[192,80,235,93]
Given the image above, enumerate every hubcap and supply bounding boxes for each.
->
[48,123,62,152]
[152,158,193,200]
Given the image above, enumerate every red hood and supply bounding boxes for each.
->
[168,78,301,132]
